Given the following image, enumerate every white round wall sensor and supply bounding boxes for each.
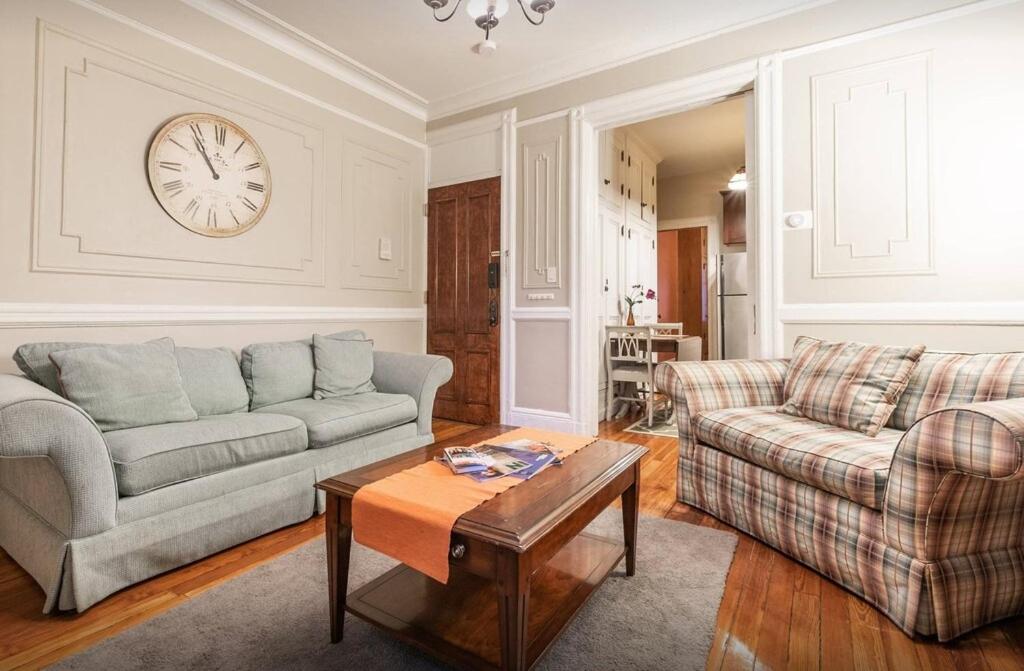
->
[785,213,806,228]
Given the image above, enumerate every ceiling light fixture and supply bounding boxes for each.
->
[424,0,556,56]
[727,166,748,191]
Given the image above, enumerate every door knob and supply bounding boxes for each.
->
[603,179,611,185]
[489,300,498,327]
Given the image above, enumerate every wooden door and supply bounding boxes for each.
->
[427,177,501,424]
[657,227,709,360]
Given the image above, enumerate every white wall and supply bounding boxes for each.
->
[778,0,1024,352]
[0,0,428,369]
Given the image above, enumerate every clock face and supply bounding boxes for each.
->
[147,113,271,237]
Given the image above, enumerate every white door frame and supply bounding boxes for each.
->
[570,57,782,434]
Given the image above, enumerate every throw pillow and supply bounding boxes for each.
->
[312,333,376,399]
[779,336,925,436]
[14,341,106,395]
[49,337,198,432]
[240,339,315,410]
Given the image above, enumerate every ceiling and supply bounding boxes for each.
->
[626,96,746,179]
[239,0,827,118]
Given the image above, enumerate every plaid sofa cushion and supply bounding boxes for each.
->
[780,336,925,436]
[693,406,901,509]
[887,351,1024,430]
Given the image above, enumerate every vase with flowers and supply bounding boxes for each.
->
[623,284,655,326]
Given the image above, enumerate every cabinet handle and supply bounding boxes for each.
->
[627,188,631,199]
[628,229,632,239]
[603,179,611,185]
[641,202,648,208]
[620,184,624,195]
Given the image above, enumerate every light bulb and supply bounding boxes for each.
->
[466,0,509,19]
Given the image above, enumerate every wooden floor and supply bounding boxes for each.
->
[1,416,1022,670]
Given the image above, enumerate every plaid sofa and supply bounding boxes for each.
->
[654,352,1024,641]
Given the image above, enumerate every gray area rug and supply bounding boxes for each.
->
[52,511,737,671]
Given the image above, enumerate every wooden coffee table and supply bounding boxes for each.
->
[315,425,647,671]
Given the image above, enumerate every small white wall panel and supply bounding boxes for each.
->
[520,136,563,289]
[811,53,933,277]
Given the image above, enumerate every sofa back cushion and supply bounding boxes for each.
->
[14,341,101,394]
[780,336,925,436]
[312,334,376,399]
[174,346,249,416]
[49,338,198,431]
[241,339,315,410]
[887,351,1024,430]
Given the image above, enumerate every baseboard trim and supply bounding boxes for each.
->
[507,406,586,434]
[0,303,426,328]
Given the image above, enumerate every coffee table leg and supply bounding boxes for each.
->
[497,549,530,670]
[326,494,353,644]
[622,462,640,577]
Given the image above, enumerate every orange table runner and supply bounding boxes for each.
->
[351,428,597,584]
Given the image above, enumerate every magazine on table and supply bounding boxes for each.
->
[484,439,561,480]
[438,440,561,481]
[441,446,494,474]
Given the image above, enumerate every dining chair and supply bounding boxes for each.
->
[605,325,664,428]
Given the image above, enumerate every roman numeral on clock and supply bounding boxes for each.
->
[183,198,199,220]
[215,124,226,146]
[242,197,258,212]
[163,179,184,196]
[189,123,204,142]
[244,162,261,172]
[207,207,217,228]
[233,139,245,155]
[159,161,182,171]
[246,181,264,193]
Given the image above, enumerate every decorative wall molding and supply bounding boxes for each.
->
[0,303,425,328]
[811,52,933,278]
[778,302,1024,326]
[339,140,413,291]
[520,134,563,289]
[506,406,583,434]
[509,306,572,320]
[181,0,427,120]
[69,0,426,149]
[426,111,503,189]
[33,22,327,287]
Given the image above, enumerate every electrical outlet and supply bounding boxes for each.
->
[378,237,393,260]
[545,266,557,283]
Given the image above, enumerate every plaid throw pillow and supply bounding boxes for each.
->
[780,336,925,436]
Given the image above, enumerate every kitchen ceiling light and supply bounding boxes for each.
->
[728,166,748,191]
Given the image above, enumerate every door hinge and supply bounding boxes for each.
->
[651,240,655,250]
[423,290,429,304]
[422,203,429,216]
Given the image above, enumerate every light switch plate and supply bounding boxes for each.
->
[784,210,813,230]
[545,266,558,283]
[378,237,393,260]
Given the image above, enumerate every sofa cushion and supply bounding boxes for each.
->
[241,331,368,410]
[174,346,249,416]
[780,336,925,436]
[105,413,308,496]
[254,392,417,449]
[312,334,376,399]
[693,406,902,509]
[13,341,99,394]
[888,351,1024,430]
[49,338,198,432]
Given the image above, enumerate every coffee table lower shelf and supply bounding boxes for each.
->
[346,531,626,671]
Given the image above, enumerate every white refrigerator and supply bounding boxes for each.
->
[718,252,749,360]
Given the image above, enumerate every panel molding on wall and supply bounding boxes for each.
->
[339,140,413,292]
[811,52,933,278]
[520,135,563,289]
[0,303,424,328]
[33,21,327,286]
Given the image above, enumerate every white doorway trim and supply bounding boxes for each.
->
[571,58,779,434]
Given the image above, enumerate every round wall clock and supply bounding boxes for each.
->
[147,113,271,237]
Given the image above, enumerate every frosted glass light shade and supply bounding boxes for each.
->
[466,0,509,19]
[728,166,747,191]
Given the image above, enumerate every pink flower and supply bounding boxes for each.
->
[645,289,656,300]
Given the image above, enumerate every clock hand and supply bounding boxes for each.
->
[192,136,220,180]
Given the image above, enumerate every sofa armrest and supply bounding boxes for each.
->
[654,359,789,456]
[0,374,117,538]
[883,397,1024,560]
[372,352,454,436]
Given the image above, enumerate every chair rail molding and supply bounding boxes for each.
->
[778,302,1024,326]
[0,304,426,328]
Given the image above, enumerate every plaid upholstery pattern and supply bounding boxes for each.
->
[662,357,1024,640]
[654,359,788,457]
[693,407,900,509]
[888,351,1024,430]
[884,398,1024,560]
[780,337,925,436]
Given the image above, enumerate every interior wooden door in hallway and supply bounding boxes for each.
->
[657,227,709,360]
[426,177,501,424]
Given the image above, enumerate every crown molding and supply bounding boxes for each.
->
[181,0,428,121]
[0,303,425,328]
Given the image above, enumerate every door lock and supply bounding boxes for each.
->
[489,300,498,327]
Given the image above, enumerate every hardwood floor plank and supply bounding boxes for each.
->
[0,414,1020,670]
